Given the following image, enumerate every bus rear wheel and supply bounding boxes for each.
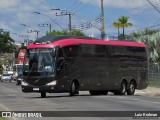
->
[127,81,135,95]
[41,92,46,98]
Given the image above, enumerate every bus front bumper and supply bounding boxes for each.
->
[22,85,55,93]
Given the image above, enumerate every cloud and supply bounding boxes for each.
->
[0,22,14,32]
[0,0,54,41]
[79,0,147,9]
[0,0,21,13]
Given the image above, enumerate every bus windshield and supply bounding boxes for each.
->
[23,48,55,76]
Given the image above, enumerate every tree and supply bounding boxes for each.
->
[0,32,17,53]
[46,30,85,36]
[130,29,160,63]
[129,29,159,38]
[112,21,122,38]
[118,16,133,40]
[0,64,3,74]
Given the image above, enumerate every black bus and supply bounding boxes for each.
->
[18,36,148,98]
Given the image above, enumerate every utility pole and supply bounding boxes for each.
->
[27,30,40,40]
[68,13,72,35]
[38,24,52,35]
[56,11,74,35]
[101,0,105,40]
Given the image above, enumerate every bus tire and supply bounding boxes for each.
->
[114,81,126,95]
[101,90,108,95]
[120,81,127,95]
[70,82,76,96]
[127,81,135,95]
[41,92,46,98]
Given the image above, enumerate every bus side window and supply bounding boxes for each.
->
[95,45,108,58]
[63,45,79,58]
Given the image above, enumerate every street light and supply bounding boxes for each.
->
[12,33,29,38]
[20,24,39,39]
[50,8,60,11]
[33,12,64,30]
[12,33,30,45]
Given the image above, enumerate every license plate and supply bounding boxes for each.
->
[33,88,39,91]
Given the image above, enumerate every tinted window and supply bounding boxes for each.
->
[63,45,79,58]
[81,45,94,57]
[108,46,128,56]
[107,46,146,59]
[81,45,108,57]
[95,45,107,57]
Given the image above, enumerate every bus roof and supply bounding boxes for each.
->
[28,36,146,49]
[34,36,97,44]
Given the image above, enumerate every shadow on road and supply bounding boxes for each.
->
[24,93,141,99]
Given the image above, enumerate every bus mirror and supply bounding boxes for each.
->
[15,46,27,58]
[15,48,21,58]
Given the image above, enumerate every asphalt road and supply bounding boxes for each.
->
[0,81,160,120]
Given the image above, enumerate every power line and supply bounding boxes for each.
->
[70,1,83,11]
[52,1,83,26]
[56,11,74,35]
[65,1,81,11]
[74,2,90,13]
[147,0,160,14]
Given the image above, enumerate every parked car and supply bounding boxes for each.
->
[1,73,12,82]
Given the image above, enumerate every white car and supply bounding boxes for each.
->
[1,73,12,82]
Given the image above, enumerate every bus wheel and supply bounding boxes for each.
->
[115,81,126,95]
[127,81,135,95]
[70,82,76,96]
[101,90,108,95]
[41,92,46,98]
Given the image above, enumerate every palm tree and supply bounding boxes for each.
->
[112,21,122,38]
[118,16,133,39]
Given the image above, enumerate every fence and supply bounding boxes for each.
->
[149,63,160,87]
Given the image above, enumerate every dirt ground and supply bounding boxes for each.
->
[136,86,160,96]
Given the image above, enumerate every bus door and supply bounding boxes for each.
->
[56,47,70,90]
[56,46,80,91]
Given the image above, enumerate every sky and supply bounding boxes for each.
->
[0,0,160,43]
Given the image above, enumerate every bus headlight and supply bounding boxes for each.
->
[46,81,57,86]
[21,81,29,86]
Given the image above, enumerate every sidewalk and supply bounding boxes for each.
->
[135,86,160,96]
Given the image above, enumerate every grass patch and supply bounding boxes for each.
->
[0,117,5,120]
[155,93,160,97]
